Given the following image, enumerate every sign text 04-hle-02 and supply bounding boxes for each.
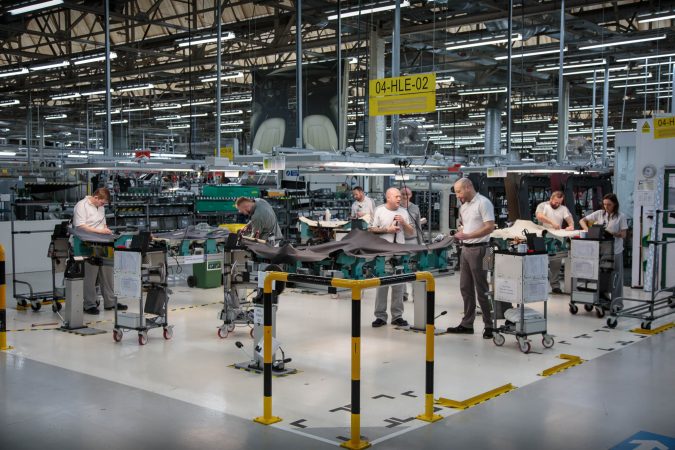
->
[369,73,436,116]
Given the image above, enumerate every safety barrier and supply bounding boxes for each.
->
[1,245,11,351]
[253,271,442,450]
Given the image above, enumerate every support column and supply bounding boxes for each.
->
[484,99,503,156]
[368,28,386,195]
[556,81,569,162]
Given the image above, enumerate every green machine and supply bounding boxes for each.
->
[195,185,261,213]
[187,239,223,289]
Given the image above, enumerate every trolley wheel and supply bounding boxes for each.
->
[217,327,229,339]
[518,338,531,354]
[569,303,579,315]
[227,323,236,332]
[249,328,254,338]
[163,327,173,340]
[493,333,505,347]
[595,307,606,318]
[641,321,652,330]
[138,332,148,345]
[52,302,62,313]
[584,304,593,312]
[30,302,42,312]
[187,275,196,288]
[19,299,28,307]
[113,329,123,342]
[607,318,618,329]
[542,335,555,348]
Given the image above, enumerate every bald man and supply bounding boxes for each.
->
[447,178,496,339]
[369,187,414,327]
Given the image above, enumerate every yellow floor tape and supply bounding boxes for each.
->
[630,322,674,335]
[435,383,516,410]
[539,354,584,377]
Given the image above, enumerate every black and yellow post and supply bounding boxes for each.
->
[415,272,442,423]
[332,277,380,450]
[1,245,12,351]
[253,271,286,425]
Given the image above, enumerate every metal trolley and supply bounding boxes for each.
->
[112,237,173,345]
[491,250,554,354]
[568,236,616,318]
[607,209,675,330]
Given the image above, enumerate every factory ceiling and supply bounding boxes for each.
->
[0,0,673,161]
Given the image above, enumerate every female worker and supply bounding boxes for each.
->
[579,193,629,309]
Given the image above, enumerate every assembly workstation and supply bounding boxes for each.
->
[1,2,675,450]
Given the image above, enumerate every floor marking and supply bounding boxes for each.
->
[289,419,308,429]
[271,424,340,446]
[557,340,572,345]
[336,434,367,442]
[329,404,352,413]
[573,333,592,339]
[401,391,417,398]
[372,394,395,400]
[435,383,516,410]
[369,423,428,446]
[616,340,634,346]
[598,347,615,351]
[538,354,584,377]
[594,329,610,333]
[384,417,415,428]
[630,322,675,335]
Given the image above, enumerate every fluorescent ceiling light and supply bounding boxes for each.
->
[568,106,603,111]
[536,59,606,72]
[0,99,20,106]
[514,117,551,124]
[94,108,120,115]
[514,97,559,104]
[586,73,651,83]
[45,114,66,120]
[181,99,214,106]
[82,89,109,96]
[177,32,235,47]
[458,87,507,96]
[618,51,675,63]
[0,151,17,156]
[436,76,455,84]
[9,0,63,15]
[30,60,69,71]
[618,81,670,88]
[168,124,190,129]
[152,103,181,110]
[67,154,88,158]
[117,83,154,92]
[221,128,243,133]
[563,66,627,76]
[51,92,80,100]
[155,115,181,121]
[111,119,128,124]
[579,34,666,50]
[446,33,522,51]
[327,0,410,20]
[72,52,117,65]
[440,123,475,128]
[221,120,244,126]
[637,11,675,23]
[0,68,29,78]
[221,96,252,104]
[495,47,566,60]
[635,89,672,95]
[218,109,243,116]
[200,71,244,82]
[122,106,149,112]
[180,113,208,118]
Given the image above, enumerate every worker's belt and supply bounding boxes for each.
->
[462,242,489,248]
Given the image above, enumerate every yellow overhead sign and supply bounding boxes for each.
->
[654,116,675,139]
[369,73,436,116]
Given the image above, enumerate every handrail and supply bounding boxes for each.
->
[254,271,442,450]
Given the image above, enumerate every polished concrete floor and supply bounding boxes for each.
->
[2,269,674,449]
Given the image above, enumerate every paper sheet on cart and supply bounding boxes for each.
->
[298,216,349,229]
[114,251,142,298]
[495,279,518,302]
[490,220,580,240]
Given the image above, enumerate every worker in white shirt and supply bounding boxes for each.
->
[351,186,375,224]
[536,191,574,294]
[72,188,127,315]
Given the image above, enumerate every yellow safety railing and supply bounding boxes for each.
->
[253,271,442,450]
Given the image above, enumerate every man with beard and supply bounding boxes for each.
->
[536,191,574,294]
